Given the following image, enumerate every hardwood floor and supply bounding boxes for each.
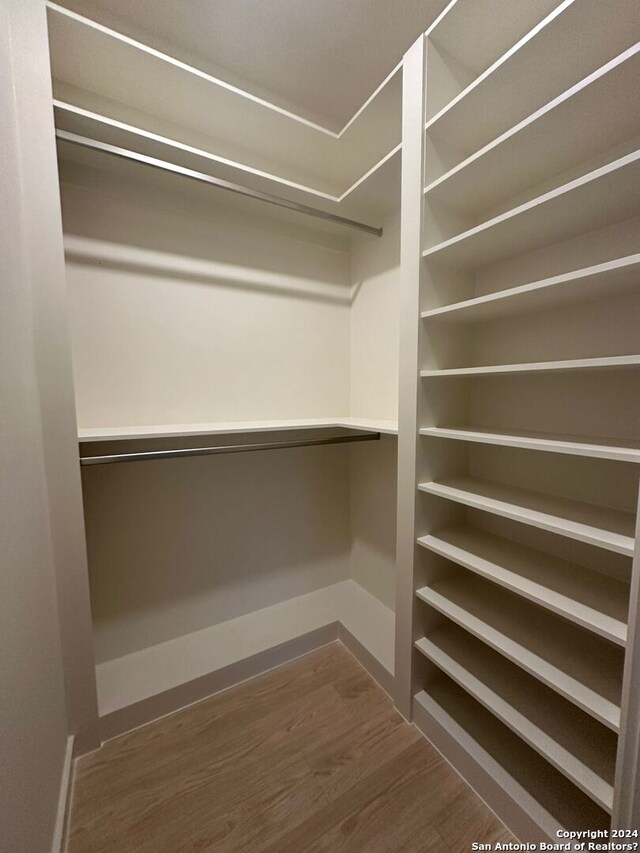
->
[68,643,515,852]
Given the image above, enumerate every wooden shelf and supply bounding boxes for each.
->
[421,354,640,378]
[420,255,640,323]
[415,624,616,811]
[78,418,398,443]
[424,0,639,161]
[420,425,640,464]
[422,150,640,266]
[418,477,636,557]
[418,526,628,645]
[415,574,623,730]
[414,680,611,834]
[425,46,640,214]
[47,3,402,197]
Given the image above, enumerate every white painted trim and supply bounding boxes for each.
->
[51,735,74,853]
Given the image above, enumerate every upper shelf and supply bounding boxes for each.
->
[78,418,399,442]
[422,150,640,267]
[425,45,640,215]
[421,255,640,323]
[424,0,640,163]
[47,3,402,200]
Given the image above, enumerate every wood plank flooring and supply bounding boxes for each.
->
[68,643,516,852]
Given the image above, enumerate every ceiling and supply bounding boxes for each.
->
[55,0,449,129]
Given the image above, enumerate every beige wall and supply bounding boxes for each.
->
[0,2,73,849]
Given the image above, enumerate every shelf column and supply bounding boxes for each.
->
[394,33,427,718]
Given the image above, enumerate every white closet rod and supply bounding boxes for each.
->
[56,130,384,237]
[80,432,381,465]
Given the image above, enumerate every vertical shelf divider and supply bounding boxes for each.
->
[394,33,427,718]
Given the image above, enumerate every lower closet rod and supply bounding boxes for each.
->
[80,432,380,466]
[55,130,383,237]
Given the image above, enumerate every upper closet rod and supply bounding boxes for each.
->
[56,130,383,237]
[80,431,380,466]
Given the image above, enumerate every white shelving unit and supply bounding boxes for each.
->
[415,575,623,730]
[47,2,402,222]
[396,1,640,841]
[414,680,611,834]
[418,477,636,556]
[417,527,629,644]
[425,45,640,214]
[415,624,616,811]
[420,254,640,322]
[424,0,639,172]
[423,150,640,262]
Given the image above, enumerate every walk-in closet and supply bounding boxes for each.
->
[2,0,639,851]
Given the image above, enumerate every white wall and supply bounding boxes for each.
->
[60,149,399,677]
[0,2,72,849]
[350,210,401,421]
[349,210,400,607]
[82,443,352,662]
[60,163,356,664]
[60,163,352,429]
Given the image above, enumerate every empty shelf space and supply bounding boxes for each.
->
[424,0,639,161]
[422,150,640,267]
[415,624,616,811]
[420,255,640,323]
[414,680,612,833]
[420,426,640,464]
[415,574,623,730]
[417,527,628,644]
[418,477,636,557]
[425,45,640,214]
[420,354,640,378]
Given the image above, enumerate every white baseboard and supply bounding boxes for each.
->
[96,580,395,741]
[51,734,74,853]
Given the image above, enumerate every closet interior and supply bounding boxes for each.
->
[47,0,402,739]
[40,0,640,843]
